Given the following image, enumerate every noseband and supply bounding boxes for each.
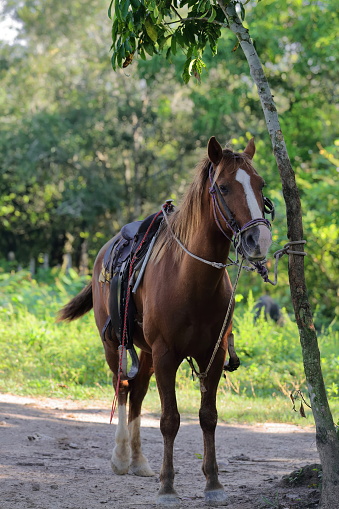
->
[208,164,274,256]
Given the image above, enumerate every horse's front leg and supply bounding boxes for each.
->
[153,349,181,506]
[199,353,228,506]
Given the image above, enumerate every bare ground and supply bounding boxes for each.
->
[0,394,321,509]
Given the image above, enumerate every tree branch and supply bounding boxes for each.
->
[165,17,229,28]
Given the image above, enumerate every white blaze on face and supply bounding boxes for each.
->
[235,168,272,258]
[235,168,262,219]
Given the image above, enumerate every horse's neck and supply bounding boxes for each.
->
[188,227,231,265]
[183,204,232,279]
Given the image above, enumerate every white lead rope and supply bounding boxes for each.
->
[161,204,231,270]
[187,258,244,392]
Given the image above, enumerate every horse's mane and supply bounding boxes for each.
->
[151,148,252,265]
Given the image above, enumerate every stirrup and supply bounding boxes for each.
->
[118,345,139,380]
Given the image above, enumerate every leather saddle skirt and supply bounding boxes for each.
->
[98,209,171,378]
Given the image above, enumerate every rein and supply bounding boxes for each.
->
[187,257,244,392]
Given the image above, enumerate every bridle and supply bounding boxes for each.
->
[208,163,275,257]
[161,161,275,271]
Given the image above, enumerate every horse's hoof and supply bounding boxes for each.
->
[156,493,181,507]
[110,456,130,475]
[223,358,240,372]
[204,488,228,506]
[130,460,155,477]
[111,443,131,475]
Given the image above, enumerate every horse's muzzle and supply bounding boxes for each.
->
[241,224,272,261]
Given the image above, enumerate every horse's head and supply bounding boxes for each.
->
[208,136,272,262]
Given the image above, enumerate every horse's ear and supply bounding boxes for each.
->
[243,138,256,159]
[208,137,223,165]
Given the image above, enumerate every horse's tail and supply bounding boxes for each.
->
[57,281,93,322]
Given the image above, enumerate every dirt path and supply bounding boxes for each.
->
[0,394,320,508]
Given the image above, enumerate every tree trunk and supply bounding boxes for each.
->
[218,1,339,506]
[79,239,89,276]
[61,232,74,273]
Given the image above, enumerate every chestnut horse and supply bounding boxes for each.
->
[58,137,272,506]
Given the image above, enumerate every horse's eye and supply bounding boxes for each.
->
[219,185,229,195]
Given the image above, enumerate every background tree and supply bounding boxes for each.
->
[0,0,337,325]
[0,0,196,267]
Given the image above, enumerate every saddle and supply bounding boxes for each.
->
[99,204,174,379]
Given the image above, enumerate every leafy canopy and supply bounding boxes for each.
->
[109,0,240,82]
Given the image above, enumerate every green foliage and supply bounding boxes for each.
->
[0,0,338,326]
[1,272,338,424]
[0,0,198,267]
[0,269,110,389]
[109,0,225,81]
[230,292,339,399]
[174,291,339,404]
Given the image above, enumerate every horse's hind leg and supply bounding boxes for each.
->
[199,354,228,506]
[111,378,131,475]
[98,329,132,475]
[128,350,155,476]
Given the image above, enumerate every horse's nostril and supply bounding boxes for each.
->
[246,233,256,250]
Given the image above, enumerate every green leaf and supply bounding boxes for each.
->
[115,2,122,22]
[145,17,158,43]
[111,51,117,70]
[197,0,209,13]
[171,35,177,55]
[186,46,193,58]
[121,0,130,19]
[130,36,136,52]
[175,29,185,47]
[188,59,195,75]
[182,56,192,84]
[125,39,132,52]
[208,7,217,23]
[143,41,155,56]
[139,47,146,60]
[108,0,114,19]
[199,10,210,19]
[111,19,119,45]
[183,25,196,46]
[193,56,206,75]
[117,42,126,67]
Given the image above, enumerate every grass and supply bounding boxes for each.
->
[0,268,338,426]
